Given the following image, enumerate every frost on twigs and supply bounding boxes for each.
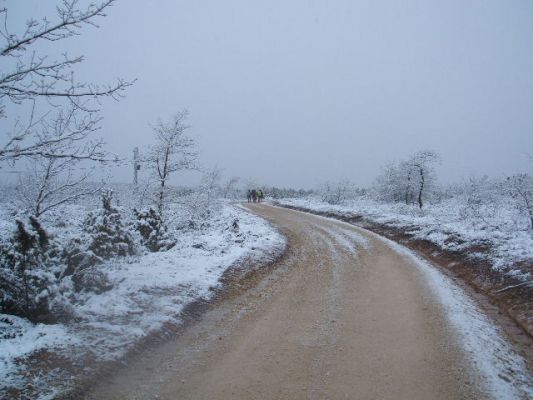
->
[83,190,136,258]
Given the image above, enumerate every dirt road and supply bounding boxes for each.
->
[84,204,529,400]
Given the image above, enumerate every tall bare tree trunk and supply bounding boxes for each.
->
[405,171,412,205]
[418,168,425,209]
[158,180,165,216]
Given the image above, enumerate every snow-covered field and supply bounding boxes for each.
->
[0,188,285,399]
[275,196,533,281]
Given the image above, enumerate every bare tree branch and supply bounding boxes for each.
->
[17,155,100,218]
[0,0,134,165]
[1,1,115,56]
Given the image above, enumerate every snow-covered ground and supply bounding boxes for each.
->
[275,196,533,282]
[0,194,285,399]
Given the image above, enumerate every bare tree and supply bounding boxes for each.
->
[148,110,197,216]
[15,107,106,216]
[221,176,240,199]
[406,150,440,208]
[200,166,222,209]
[374,150,439,208]
[0,0,133,164]
[17,156,99,218]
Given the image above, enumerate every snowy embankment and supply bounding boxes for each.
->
[0,202,285,399]
[276,197,533,282]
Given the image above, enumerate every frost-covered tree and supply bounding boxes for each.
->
[0,216,65,322]
[201,166,222,210]
[0,0,133,164]
[222,176,240,199]
[507,173,533,230]
[84,190,135,257]
[374,150,440,208]
[374,162,406,203]
[148,110,197,217]
[407,150,440,208]
[17,149,98,218]
[457,175,501,228]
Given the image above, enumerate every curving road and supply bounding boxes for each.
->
[85,204,530,400]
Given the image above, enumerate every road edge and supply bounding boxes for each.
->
[271,202,533,368]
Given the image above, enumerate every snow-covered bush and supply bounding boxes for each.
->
[507,173,533,230]
[61,238,111,294]
[0,217,66,323]
[457,176,502,229]
[133,208,176,252]
[83,190,136,258]
[373,162,407,203]
[319,181,354,205]
[176,177,225,231]
[177,195,222,231]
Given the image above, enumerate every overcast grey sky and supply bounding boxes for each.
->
[4,0,533,188]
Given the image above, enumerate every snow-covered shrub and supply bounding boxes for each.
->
[373,162,407,203]
[133,208,176,252]
[61,238,111,294]
[319,181,353,205]
[507,173,533,230]
[458,176,502,228]
[83,190,136,258]
[0,217,66,323]
[177,187,225,231]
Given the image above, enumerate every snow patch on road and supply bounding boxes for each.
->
[319,227,359,255]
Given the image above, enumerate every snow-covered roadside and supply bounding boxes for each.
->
[275,197,533,282]
[0,204,285,399]
[279,205,532,399]
[373,232,533,400]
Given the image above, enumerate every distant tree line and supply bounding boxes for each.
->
[314,150,533,231]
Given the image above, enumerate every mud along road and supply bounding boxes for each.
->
[84,204,531,400]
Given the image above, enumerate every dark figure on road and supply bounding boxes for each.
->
[251,189,257,203]
[247,190,252,203]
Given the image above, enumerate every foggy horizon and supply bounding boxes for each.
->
[2,0,533,188]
